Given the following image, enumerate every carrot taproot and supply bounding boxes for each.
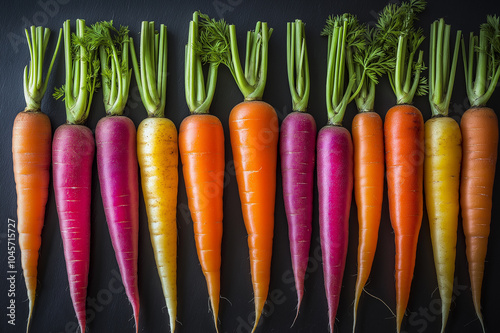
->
[424,19,462,333]
[92,21,140,332]
[282,19,315,320]
[460,16,500,331]
[344,17,393,331]
[319,14,365,332]
[52,19,100,333]
[12,25,61,332]
[380,1,427,331]
[197,15,277,332]
[178,12,224,332]
[130,21,177,332]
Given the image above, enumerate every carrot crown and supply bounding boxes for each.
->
[130,21,168,118]
[54,19,101,125]
[429,19,461,117]
[197,13,272,101]
[462,15,500,107]
[287,20,310,112]
[380,0,428,105]
[185,11,219,114]
[346,24,394,112]
[322,14,364,125]
[23,26,62,111]
[89,21,132,116]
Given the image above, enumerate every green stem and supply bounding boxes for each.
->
[287,19,310,112]
[23,25,61,110]
[130,21,167,117]
[185,11,219,114]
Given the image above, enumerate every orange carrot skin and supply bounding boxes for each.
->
[352,111,384,318]
[384,104,424,332]
[12,110,51,306]
[179,114,225,328]
[229,100,279,330]
[460,107,498,322]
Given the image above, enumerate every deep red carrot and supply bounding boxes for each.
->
[52,19,100,333]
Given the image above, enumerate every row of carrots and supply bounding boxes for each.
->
[11,1,499,333]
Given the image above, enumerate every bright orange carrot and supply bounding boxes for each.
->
[460,17,500,332]
[179,12,224,332]
[351,111,384,324]
[378,2,427,331]
[385,105,424,332]
[197,14,277,332]
[229,100,278,332]
[12,25,61,332]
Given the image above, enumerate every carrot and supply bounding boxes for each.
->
[460,16,500,332]
[52,19,100,333]
[130,21,177,332]
[282,19,315,321]
[319,15,366,332]
[379,1,427,332]
[424,19,462,333]
[344,19,393,332]
[91,22,140,332]
[178,12,224,332]
[197,15,277,332]
[12,25,61,332]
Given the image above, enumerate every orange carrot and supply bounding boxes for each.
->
[460,17,500,331]
[197,14,277,332]
[12,25,61,332]
[229,100,278,332]
[179,12,224,331]
[377,2,427,331]
[385,104,424,332]
[351,111,384,324]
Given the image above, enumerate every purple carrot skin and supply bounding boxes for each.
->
[282,19,315,319]
[52,124,94,332]
[280,111,316,312]
[317,125,353,332]
[96,116,139,329]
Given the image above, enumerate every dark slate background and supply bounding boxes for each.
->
[1,0,500,332]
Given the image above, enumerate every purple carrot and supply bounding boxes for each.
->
[96,116,139,330]
[318,15,359,332]
[317,125,353,332]
[53,124,94,332]
[282,20,315,319]
[280,112,316,311]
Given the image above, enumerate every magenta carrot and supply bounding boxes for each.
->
[52,19,100,333]
[92,22,139,332]
[318,14,363,332]
[281,19,315,319]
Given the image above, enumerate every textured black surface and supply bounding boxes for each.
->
[1,0,500,332]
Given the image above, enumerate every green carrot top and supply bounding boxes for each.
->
[321,13,365,125]
[54,19,101,125]
[88,21,132,116]
[196,12,272,101]
[379,0,428,105]
[346,24,394,112]
[130,21,168,118]
[24,26,62,111]
[462,15,500,107]
[429,19,461,117]
[185,11,219,114]
[287,19,310,112]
